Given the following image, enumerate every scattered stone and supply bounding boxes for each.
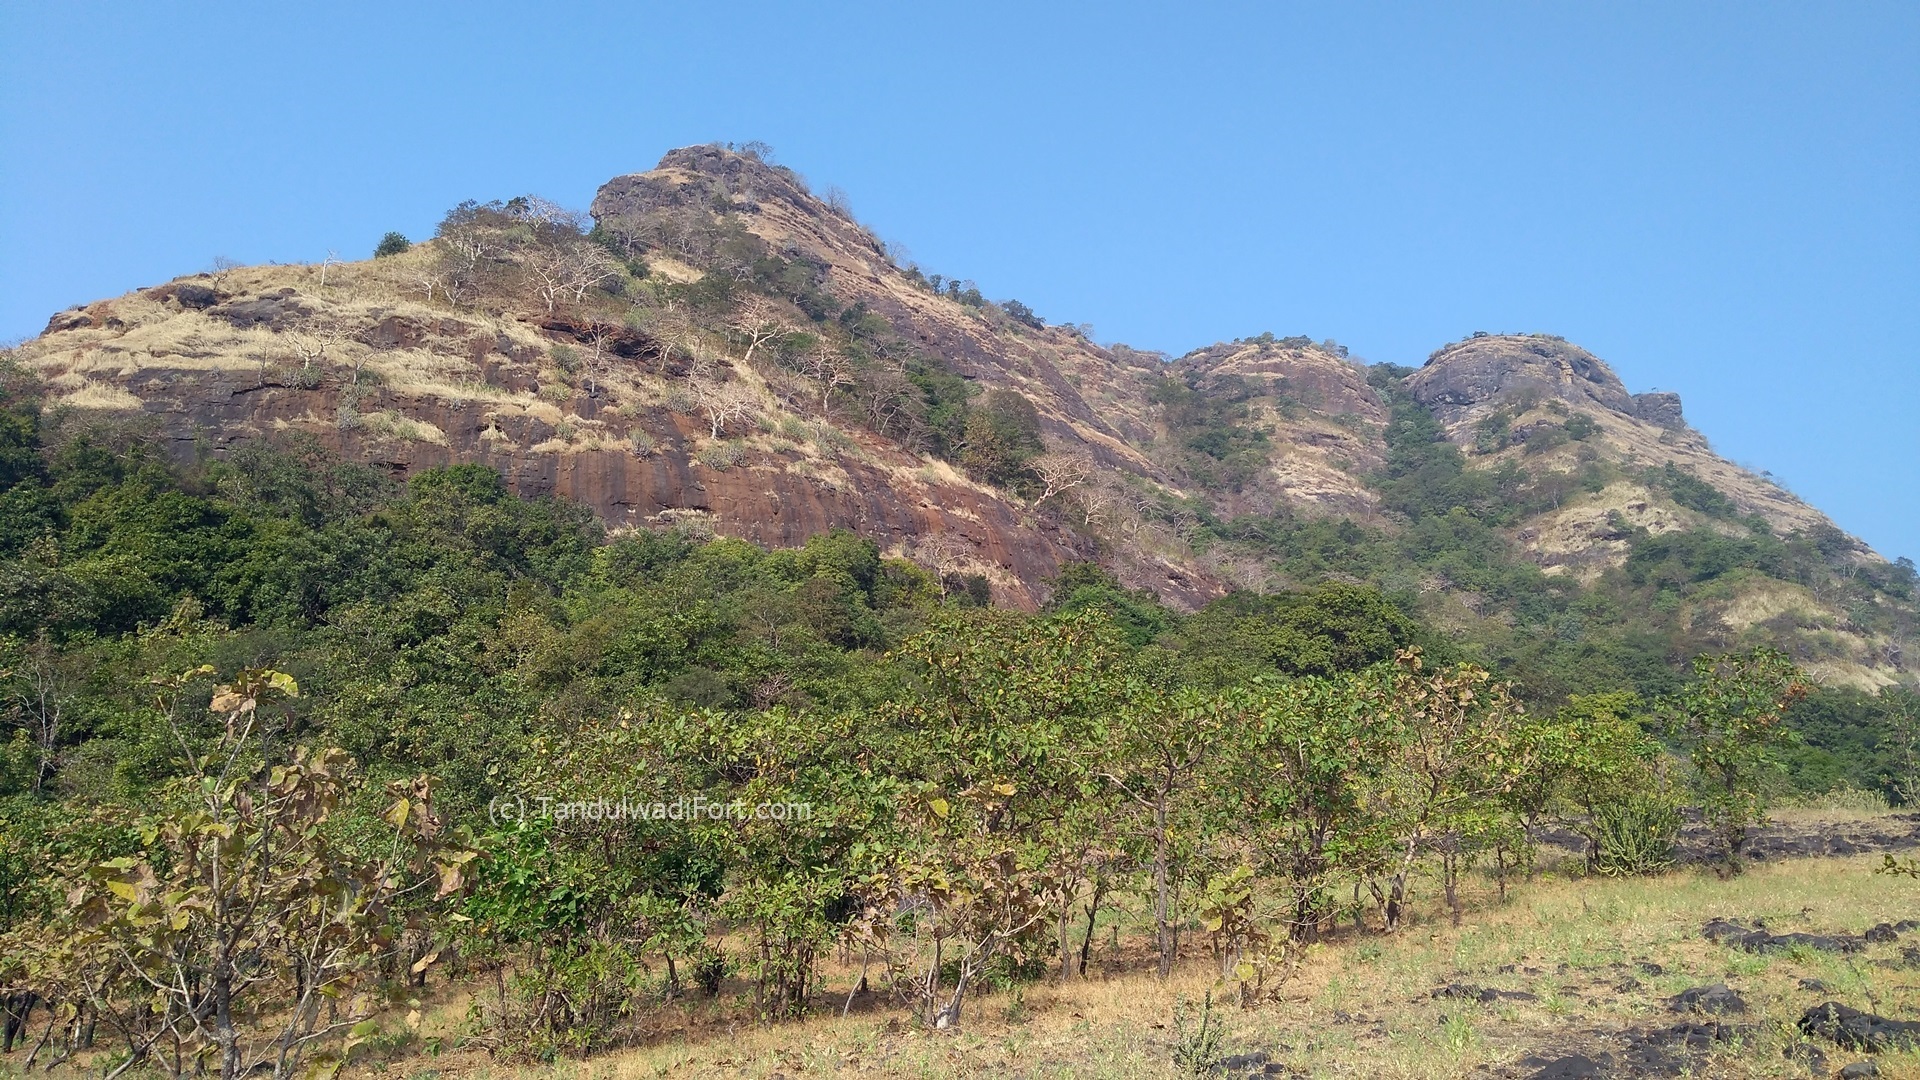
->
[1785,1042,1829,1076]
[1799,978,1833,992]
[1636,961,1665,977]
[1430,983,1539,1004]
[1839,1062,1879,1079]
[1863,923,1900,944]
[1523,1054,1605,1080]
[1799,1002,1920,1052]
[1701,919,1863,954]
[1703,917,1761,943]
[1667,983,1747,1015]
[1212,1050,1299,1077]
[1895,920,1919,932]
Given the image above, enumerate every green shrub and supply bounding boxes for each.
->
[1588,793,1680,876]
[373,231,411,258]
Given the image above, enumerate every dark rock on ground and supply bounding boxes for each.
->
[1701,919,1863,954]
[1799,1002,1920,1052]
[1667,983,1746,1015]
[1431,983,1539,1004]
[1863,922,1900,944]
[1522,1054,1605,1080]
[1785,1042,1829,1075]
[1839,1062,1879,1079]
[1211,1049,1297,1077]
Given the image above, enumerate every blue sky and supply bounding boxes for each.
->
[3,2,1915,559]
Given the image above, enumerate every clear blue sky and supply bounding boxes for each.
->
[3,2,1915,560]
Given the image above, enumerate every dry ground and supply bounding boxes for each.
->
[8,819,1915,1080]
[341,835,1918,1080]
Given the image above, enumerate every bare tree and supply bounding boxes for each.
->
[1076,476,1123,528]
[860,361,922,442]
[524,239,622,313]
[726,297,796,366]
[681,353,762,439]
[1030,448,1095,507]
[284,314,347,377]
[914,535,975,597]
[579,324,614,398]
[793,347,855,418]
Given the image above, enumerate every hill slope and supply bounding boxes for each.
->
[14,144,1915,690]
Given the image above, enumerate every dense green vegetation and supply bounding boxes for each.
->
[2,352,1914,1068]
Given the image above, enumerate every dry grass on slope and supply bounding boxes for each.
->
[317,834,1920,1080]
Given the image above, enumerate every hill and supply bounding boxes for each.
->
[12,142,1916,693]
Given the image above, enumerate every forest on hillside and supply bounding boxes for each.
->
[3,343,1918,1076]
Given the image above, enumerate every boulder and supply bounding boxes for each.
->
[1666,983,1747,1015]
[1799,1002,1920,1052]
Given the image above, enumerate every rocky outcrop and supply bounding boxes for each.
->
[1629,391,1684,429]
[1407,334,1641,425]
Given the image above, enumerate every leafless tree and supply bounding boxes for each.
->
[681,353,762,439]
[727,298,796,366]
[1030,448,1095,507]
[524,239,622,313]
[793,348,855,418]
[860,361,922,442]
[1076,477,1124,528]
[914,535,975,597]
[578,324,616,398]
[284,314,347,376]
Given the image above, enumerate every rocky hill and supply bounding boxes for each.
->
[14,144,1915,690]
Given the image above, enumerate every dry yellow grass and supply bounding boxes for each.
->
[53,382,144,410]
[312,847,1920,1080]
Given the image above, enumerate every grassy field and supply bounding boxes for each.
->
[276,843,1920,1080]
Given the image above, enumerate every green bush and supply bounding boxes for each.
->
[1588,793,1681,876]
[374,231,411,258]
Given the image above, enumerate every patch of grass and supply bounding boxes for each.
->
[694,441,746,470]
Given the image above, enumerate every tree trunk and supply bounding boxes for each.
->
[214,972,240,1080]
[1077,879,1107,976]
[1443,850,1462,928]
[1154,794,1172,979]
[1056,906,1072,982]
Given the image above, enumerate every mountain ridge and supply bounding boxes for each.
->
[14,143,1913,692]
